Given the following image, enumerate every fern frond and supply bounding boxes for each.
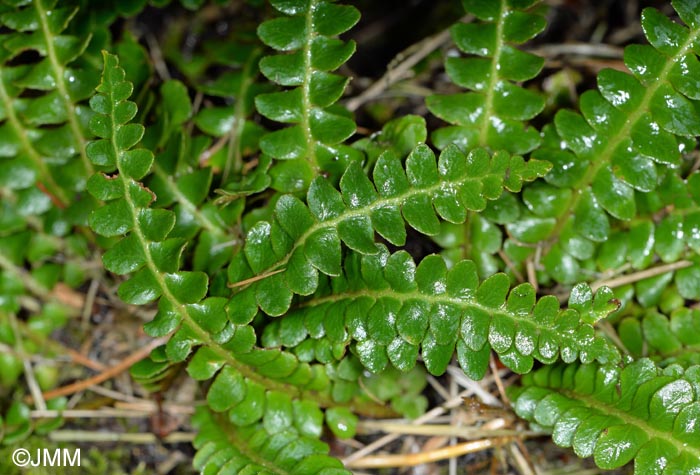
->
[427,0,546,153]
[529,2,700,282]
[256,0,362,179]
[0,0,97,205]
[228,144,550,318]
[511,358,700,473]
[86,53,391,420]
[261,246,620,377]
[193,407,351,475]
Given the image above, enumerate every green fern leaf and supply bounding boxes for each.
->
[595,171,700,300]
[263,247,621,377]
[427,0,546,153]
[193,407,351,475]
[529,1,700,282]
[0,0,97,206]
[86,53,392,430]
[256,0,361,180]
[228,144,550,319]
[511,358,700,472]
[618,308,700,366]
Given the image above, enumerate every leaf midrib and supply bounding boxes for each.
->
[103,71,298,397]
[152,163,226,236]
[211,415,293,475]
[477,0,505,147]
[223,48,261,181]
[34,0,94,177]
[300,0,320,171]
[302,285,593,350]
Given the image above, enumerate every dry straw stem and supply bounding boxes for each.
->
[48,430,195,444]
[343,370,508,464]
[346,437,515,469]
[345,21,457,111]
[30,337,168,403]
[357,419,536,439]
[589,260,693,291]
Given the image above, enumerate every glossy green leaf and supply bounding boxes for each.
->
[429,0,546,153]
[512,359,700,474]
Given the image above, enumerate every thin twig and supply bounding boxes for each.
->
[35,337,168,402]
[81,278,99,331]
[528,42,623,59]
[227,268,286,288]
[115,401,196,415]
[489,355,510,407]
[157,451,188,475]
[145,33,171,81]
[10,313,47,411]
[346,437,515,469]
[32,409,153,419]
[426,374,451,402]
[343,391,471,464]
[507,442,536,475]
[499,250,525,284]
[343,375,501,465]
[688,151,700,176]
[526,257,538,293]
[597,320,630,355]
[67,347,107,372]
[449,374,457,475]
[345,23,457,111]
[31,403,195,419]
[88,384,142,402]
[446,366,502,407]
[357,420,531,439]
[48,430,194,444]
[589,260,693,292]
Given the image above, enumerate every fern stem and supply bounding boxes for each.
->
[300,0,320,172]
[589,259,693,291]
[103,92,277,394]
[116,160,275,396]
[296,286,569,344]
[0,69,69,206]
[547,25,700,245]
[478,1,505,148]
[346,26,453,112]
[34,0,94,178]
[223,48,260,182]
[152,164,226,236]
